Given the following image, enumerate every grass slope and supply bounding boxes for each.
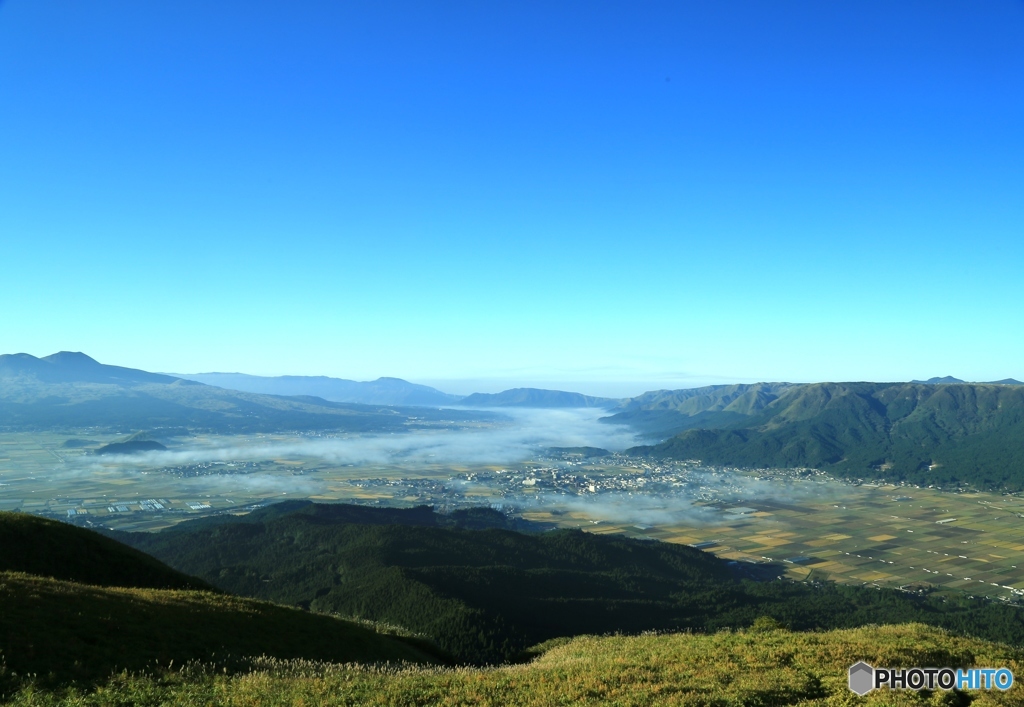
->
[113,502,1024,664]
[0,513,209,591]
[0,512,445,689]
[0,572,443,688]
[630,382,1024,490]
[7,624,1023,705]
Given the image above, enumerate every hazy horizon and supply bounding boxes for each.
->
[3,348,1014,399]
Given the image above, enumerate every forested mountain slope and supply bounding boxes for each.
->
[627,382,1024,490]
[0,511,444,687]
[0,512,208,591]
[113,501,1024,664]
[605,382,795,437]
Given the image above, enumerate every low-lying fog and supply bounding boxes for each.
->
[98,408,642,468]
[71,407,847,527]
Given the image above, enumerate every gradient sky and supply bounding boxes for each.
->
[2,1,1022,395]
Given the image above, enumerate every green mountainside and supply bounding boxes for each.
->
[112,502,1024,664]
[0,513,208,591]
[0,573,442,687]
[606,382,795,437]
[0,352,491,433]
[0,512,444,689]
[5,506,1024,703]
[624,382,1024,490]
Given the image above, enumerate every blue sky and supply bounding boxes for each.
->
[1,1,1022,395]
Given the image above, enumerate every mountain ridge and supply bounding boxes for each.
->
[175,372,463,406]
[0,352,491,433]
[628,381,1024,490]
[112,500,1024,664]
[0,510,447,686]
[459,387,617,408]
[0,351,178,385]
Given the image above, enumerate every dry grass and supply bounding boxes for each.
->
[7,624,1024,706]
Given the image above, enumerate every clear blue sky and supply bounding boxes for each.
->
[2,1,1022,395]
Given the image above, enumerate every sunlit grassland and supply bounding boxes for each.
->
[6,624,1023,706]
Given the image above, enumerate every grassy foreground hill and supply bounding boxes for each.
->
[623,382,1024,491]
[112,502,1024,664]
[0,512,444,690]
[0,513,209,591]
[0,572,442,687]
[5,624,1022,705]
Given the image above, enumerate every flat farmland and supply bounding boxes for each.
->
[2,430,1023,603]
[0,431,469,531]
[526,478,1024,602]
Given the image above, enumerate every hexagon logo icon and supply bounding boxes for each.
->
[849,661,874,695]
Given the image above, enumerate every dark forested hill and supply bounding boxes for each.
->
[629,382,1024,490]
[0,512,444,685]
[0,512,208,591]
[113,501,1024,664]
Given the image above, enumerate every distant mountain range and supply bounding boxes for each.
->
[0,351,176,385]
[176,372,462,406]
[6,352,1024,491]
[0,352,625,435]
[458,388,617,408]
[0,352,489,433]
[911,376,1024,385]
[177,375,619,409]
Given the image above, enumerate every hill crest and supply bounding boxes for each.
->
[0,351,178,385]
[630,381,1024,490]
[459,387,617,408]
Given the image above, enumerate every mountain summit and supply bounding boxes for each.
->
[0,351,178,385]
[0,352,487,432]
